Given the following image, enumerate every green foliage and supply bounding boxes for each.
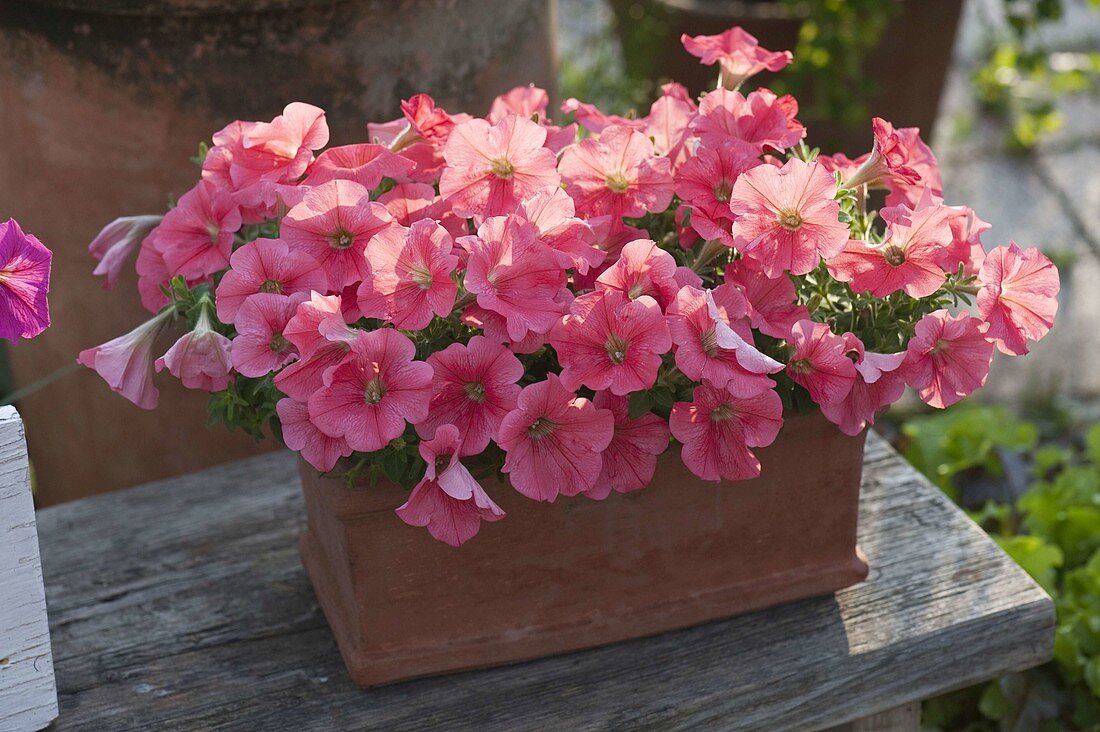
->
[971,0,1100,150]
[905,406,1100,730]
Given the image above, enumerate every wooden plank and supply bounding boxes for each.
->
[827,702,920,731]
[37,434,1054,731]
[0,407,58,732]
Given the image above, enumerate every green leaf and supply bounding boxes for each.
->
[996,535,1064,594]
[628,390,654,419]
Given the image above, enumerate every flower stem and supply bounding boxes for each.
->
[0,361,82,406]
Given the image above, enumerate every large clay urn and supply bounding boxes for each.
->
[0,0,557,505]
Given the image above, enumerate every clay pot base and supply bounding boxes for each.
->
[298,411,869,687]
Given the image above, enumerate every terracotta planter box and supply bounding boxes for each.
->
[299,411,869,687]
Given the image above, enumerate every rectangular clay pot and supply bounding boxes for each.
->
[298,410,869,687]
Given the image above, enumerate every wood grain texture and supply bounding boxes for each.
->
[0,407,58,732]
[37,434,1055,731]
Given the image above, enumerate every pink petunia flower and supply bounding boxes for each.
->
[903,311,995,409]
[156,180,242,281]
[459,214,569,341]
[280,179,396,289]
[828,201,953,298]
[0,219,52,341]
[977,242,1060,356]
[375,94,472,182]
[376,182,468,239]
[460,304,549,355]
[497,374,615,502]
[669,384,783,482]
[595,238,681,310]
[308,143,415,190]
[845,119,942,201]
[230,293,303,378]
[728,158,848,277]
[941,206,992,276]
[559,98,648,135]
[488,85,577,154]
[558,125,675,220]
[518,187,604,274]
[819,334,906,436]
[395,424,505,547]
[308,328,433,453]
[644,86,697,171]
[275,293,355,401]
[586,390,670,499]
[816,152,870,183]
[88,215,161,290]
[276,398,352,473]
[666,284,782,396]
[154,305,233,392]
[202,103,328,199]
[417,335,524,455]
[883,127,944,209]
[215,238,327,324]
[722,256,808,339]
[439,115,561,219]
[357,219,459,330]
[675,143,760,245]
[135,230,173,313]
[681,26,793,89]
[78,309,173,410]
[785,319,857,407]
[549,289,672,395]
[691,88,805,155]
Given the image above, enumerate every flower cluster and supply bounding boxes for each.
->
[83,27,1059,546]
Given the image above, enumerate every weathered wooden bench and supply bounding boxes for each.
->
[35,432,1054,731]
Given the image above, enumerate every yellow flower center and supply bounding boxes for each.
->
[463,381,487,404]
[778,210,803,231]
[364,377,387,405]
[605,172,631,194]
[713,180,733,203]
[528,417,556,440]
[269,334,289,353]
[489,157,515,179]
[259,279,283,294]
[330,229,354,250]
[883,244,907,267]
[605,333,629,364]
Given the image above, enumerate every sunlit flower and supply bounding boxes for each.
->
[518,187,604,274]
[308,143,414,190]
[595,238,681,310]
[722,256,808,339]
[358,220,459,330]
[497,374,614,502]
[681,26,793,89]
[440,115,561,218]
[230,293,304,377]
[558,125,674,220]
[728,158,848,277]
[977,242,1059,356]
[675,143,760,245]
[691,88,804,154]
[785,319,857,406]
[215,238,327,324]
[819,334,906,436]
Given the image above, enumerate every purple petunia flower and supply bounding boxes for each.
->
[0,219,52,341]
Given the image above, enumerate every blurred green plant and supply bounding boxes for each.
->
[902,405,1100,730]
[972,0,1100,150]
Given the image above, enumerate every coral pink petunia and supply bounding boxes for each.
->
[902,311,995,409]
[828,201,953,298]
[558,125,675,220]
[357,219,459,330]
[497,374,614,502]
[308,143,415,190]
[883,127,944,209]
[549,289,672,395]
[941,205,991,276]
[154,306,233,392]
[586,390,670,499]
[308,328,433,453]
[275,293,356,401]
[644,86,697,171]
[135,230,173,313]
[728,158,848,277]
[439,115,561,218]
[88,215,161,290]
[230,293,303,378]
[376,182,468,238]
[276,398,352,473]
[819,334,906,436]
[681,26,793,89]
[977,242,1060,356]
[417,335,524,455]
[559,98,647,135]
[489,84,550,122]
[280,179,396,289]
[395,424,505,547]
[78,309,173,410]
[518,187,604,274]
[460,304,549,355]
[691,88,805,155]
[675,143,760,245]
[845,119,942,204]
[666,284,782,396]
[785,319,857,407]
[215,238,327,324]
[156,180,242,280]
[669,384,783,481]
[595,238,681,310]
[0,219,52,341]
[723,256,808,339]
[459,214,569,341]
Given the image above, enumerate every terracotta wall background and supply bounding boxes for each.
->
[0,0,557,505]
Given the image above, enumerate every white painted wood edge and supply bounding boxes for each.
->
[0,406,59,731]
